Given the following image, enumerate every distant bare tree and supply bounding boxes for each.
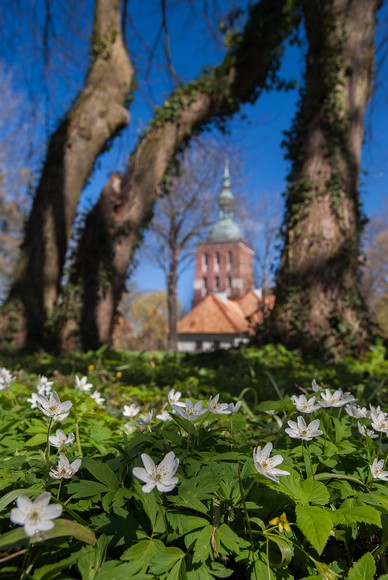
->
[243,191,282,297]
[362,213,388,336]
[141,139,228,351]
[0,64,32,303]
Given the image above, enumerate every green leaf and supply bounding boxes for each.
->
[83,458,119,490]
[121,539,164,575]
[331,504,382,527]
[0,527,28,550]
[279,474,307,504]
[67,480,109,498]
[185,524,213,564]
[43,518,97,545]
[265,533,293,567]
[302,479,330,506]
[347,553,376,580]
[149,546,185,575]
[295,505,332,555]
[217,524,249,554]
[0,518,96,550]
[252,558,276,580]
[166,512,209,534]
[0,488,39,512]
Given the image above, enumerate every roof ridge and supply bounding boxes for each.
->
[212,295,246,333]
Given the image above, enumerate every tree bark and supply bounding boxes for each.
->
[167,248,179,351]
[268,0,379,358]
[0,0,133,349]
[59,0,296,351]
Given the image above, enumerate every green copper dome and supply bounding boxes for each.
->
[208,160,242,241]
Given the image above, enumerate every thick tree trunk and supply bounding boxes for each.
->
[59,0,296,351]
[0,0,133,349]
[268,0,379,358]
[167,253,178,351]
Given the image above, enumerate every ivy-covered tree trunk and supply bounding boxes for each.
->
[59,0,296,351]
[0,0,133,349]
[269,0,379,358]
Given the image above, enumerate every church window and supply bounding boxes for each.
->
[202,253,208,271]
[228,276,232,288]
[215,276,220,290]
[227,251,233,269]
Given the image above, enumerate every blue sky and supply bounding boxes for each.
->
[2,1,387,311]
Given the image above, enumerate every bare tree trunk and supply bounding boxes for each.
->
[59,0,296,351]
[268,0,379,358]
[167,251,178,351]
[0,0,133,349]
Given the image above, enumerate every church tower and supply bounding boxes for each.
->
[193,162,254,307]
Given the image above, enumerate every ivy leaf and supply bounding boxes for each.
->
[295,505,332,555]
[347,552,376,580]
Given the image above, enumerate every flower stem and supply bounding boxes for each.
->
[75,416,83,458]
[156,491,168,532]
[303,441,314,479]
[45,418,53,465]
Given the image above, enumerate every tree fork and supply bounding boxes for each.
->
[59,0,297,351]
[0,0,133,349]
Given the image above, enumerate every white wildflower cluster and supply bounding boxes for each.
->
[0,367,16,391]
[74,375,106,407]
[169,390,241,421]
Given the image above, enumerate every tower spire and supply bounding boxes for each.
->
[208,159,242,240]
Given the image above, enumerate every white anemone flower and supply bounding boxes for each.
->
[49,429,75,448]
[357,421,378,439]
[208,394,231,415]
[172,399,208,421]
[10,493,62,537]
[291,394,321,414]
[285,416,323,441]
[345,404,370,419]
[137,410,153,426]
[369,404,383,415]
[123,403,141,418]
[156,410,172,421]
[370,458,388,481]
[133,451,179,493]
[27,392,39,409]
[228,401,242,414]
[311,378,323,392]
[90,390,105,405]
[168,388,185,407]
[37,375,54,396]
[0,367,16,390]
[49,454,82,479]
[370,410,388,434]
[253,442,290,483]
[320,388,356,408]
[36,391,72,418]
[75,375,93,392]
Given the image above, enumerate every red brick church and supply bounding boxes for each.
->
[177,162,273,352]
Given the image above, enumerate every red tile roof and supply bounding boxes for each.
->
[177,291,275,336]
